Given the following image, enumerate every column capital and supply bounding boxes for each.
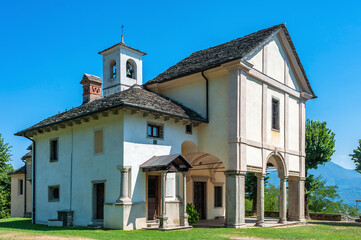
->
[117,165,131,172]
[224,170,247,176]
[288,176,306,182]
[255,172,267,178]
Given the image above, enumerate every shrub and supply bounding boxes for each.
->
[186,203,199,224]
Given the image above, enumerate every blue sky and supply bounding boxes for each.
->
[1,0,361,170]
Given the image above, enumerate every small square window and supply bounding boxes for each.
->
[272,98,280,131]
[185,124,192,134]
[147,123,163,139]
[214,186,223,208]
[48,185,60,202]
[19,180,23,195]
[50,139,58,162]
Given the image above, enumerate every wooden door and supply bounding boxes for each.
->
[194,181,206,220]
[147,175,160,220]
[95,183,104,220]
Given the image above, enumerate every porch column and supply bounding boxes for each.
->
[224,170,246,228]
[116,166,131,204]
[180,172,189,226]
[159,171,168,229]
[288,177,306,222]
[255,173,265,227]
[278,177,287,224]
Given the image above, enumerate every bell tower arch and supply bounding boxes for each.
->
[98,38,146,96]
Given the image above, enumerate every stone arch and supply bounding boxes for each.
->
[109,59,117,79]
[264,151,288,179]
[126,59,137,79]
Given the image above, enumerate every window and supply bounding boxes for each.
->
[110,60,116,79]
[50,139,58,162]
[48,185,60,202]
[94,129,104,154]
[272,98,280,131]
[19,180,23,195]
[126,60,136,79]
[147,123,163,139]
[185,124,192,135]
[214,186,222,208]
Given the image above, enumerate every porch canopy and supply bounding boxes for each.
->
[140,154,193,172]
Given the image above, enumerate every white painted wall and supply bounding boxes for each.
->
[11,174,25,217]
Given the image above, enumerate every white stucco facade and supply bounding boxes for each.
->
[17,25,314,230]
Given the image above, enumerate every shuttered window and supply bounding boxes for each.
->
[272,98,280,131]
[214,186,223,208]
[94,129,104,154]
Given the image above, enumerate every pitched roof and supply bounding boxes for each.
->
[98,41,146,56]
[15,86,206,136]
[140,154,193,172]
[144,24,315,97]
[9,166,25,175]
[21,151,32,160]
[81,73,102,84]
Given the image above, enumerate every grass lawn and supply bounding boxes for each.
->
[0,218,360,240]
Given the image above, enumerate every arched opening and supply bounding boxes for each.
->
[254,152,288,227]
[182,151,226,221]
[109,59,116,79]
[126,59,136,79]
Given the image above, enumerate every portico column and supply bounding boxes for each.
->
[116,166,131,204]
[180,172,189,226]
[255,173,265,227]
[278,177,287,224]
[224,170,246,228]
[159,171,168,229]
[288,177,306,222]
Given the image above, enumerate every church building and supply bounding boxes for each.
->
[15,24,315,230]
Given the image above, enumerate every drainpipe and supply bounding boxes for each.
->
[21,158,26,217]
[24,136,35,224]
[201,71,209,121]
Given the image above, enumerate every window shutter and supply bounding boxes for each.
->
[94,130,103,154]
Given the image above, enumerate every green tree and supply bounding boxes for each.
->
[0,134,13,218]
[307,175,339,213]
[245,173,269,215]
[305,119,336,218]
[264,183,279,211]
[349,139,361,174]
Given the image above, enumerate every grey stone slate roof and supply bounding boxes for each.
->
[21,151,32,160]
[140,154,193,172]
[82,73,102,84]
[15,86,206,136]
[144,24,315,97]
[9,166,25,175]
[98,42,146,56]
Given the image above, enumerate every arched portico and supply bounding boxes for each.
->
[181,141,227,221]
[255,152,288,227]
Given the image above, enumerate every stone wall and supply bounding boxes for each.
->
[245,211,352,222]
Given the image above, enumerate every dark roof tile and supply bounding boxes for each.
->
[15,86,206,136]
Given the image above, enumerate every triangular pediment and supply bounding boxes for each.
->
[243,27,314,97]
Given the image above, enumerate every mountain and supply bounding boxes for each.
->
[267,161,361,206]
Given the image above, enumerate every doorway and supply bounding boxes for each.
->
[194,181,206,220]
[93,183,104,220]
[147,175,160,220]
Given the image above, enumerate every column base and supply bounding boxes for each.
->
[277,219,287,224]
[255,221,265,227]
[288,217,306,223]
[115,198,131,205]
[180,213,189,227]
[225,223,246,228]
[159,215,168,229]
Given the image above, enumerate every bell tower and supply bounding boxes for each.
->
[98,35,146,97]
